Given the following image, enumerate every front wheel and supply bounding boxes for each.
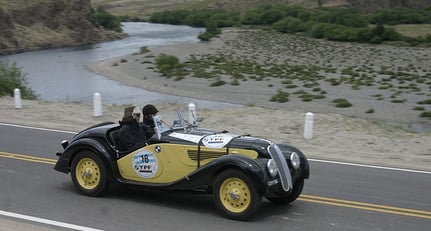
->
[70,151,108,197]
[266,178,304,205]
[213,169,262,220]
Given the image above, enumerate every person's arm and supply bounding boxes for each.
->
[118,126,136,150]
[142,123,155,140]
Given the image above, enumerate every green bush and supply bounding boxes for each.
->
[323,8,368,27]
[273,16,306,33]
[230,79,240,86]
[0,62,36,99]
[90,8,122,32]
[148,6,431,48]
[210,78,227,87]
[332,98,352,108]
[420,111,431,118]
[150,6,429,46]
[198,31,214,41]
[417,99,431,104]
[270,89,289,103]
[155,54,181,77]
[150,9,240,27]
[140,46,150,54]
[198,20,221,41]
[370,7,428,25]
[390,99,405,103]
[241,8,265,25]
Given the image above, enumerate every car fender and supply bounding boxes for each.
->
[277,143,310,179]
[169,154,268,194]
[56,138,116,179]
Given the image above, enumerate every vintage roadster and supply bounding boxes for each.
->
[54,110,310,220]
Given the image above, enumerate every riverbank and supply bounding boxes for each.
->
[1,96,430,171]
[87,28,431,133]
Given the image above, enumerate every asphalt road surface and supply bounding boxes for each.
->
[0,123,430,231]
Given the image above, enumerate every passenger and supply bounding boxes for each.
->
[117,106,147,150]
[142,104,159,140]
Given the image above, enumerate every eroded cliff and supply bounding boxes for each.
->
[0,0,125,54]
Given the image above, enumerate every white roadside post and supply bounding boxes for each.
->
[304,112,314,140]
[14,88,22,109]
[93,92,103,117]
[188,103,197,126]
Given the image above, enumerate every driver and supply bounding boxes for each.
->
[142,104,159,140]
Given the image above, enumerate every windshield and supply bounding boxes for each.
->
[152,109,197,139]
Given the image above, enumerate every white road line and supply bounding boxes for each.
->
[0,122,76,134]
[1,122,430,174]
[0,210,104,231]
[308,158,431,174]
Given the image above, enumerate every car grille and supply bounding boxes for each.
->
[187,150,226,161]
[268,144,292,192]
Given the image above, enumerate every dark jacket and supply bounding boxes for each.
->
[117,117,147,151]
[142,116,156,140]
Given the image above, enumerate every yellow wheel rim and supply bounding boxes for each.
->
[75,157,100,190]
[219,177,251,213]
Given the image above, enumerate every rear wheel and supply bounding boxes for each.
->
[213,169,262,220]
[267,178,304,205]
[71,151,108,197]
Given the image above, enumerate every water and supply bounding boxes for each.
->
[0,22,239,109]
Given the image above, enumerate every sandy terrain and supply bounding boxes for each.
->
[1,28,430,171]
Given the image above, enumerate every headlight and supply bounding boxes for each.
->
[267,159,278,177]
[290,152,301,170]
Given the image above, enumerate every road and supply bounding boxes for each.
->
[0,123,430,231]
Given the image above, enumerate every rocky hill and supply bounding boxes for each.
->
[0,0,125,54]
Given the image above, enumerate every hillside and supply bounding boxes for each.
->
[0,0,125,54]
[92,0,431,18]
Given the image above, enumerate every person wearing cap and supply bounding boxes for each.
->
[117,106,147,151]
[141,104,159,140]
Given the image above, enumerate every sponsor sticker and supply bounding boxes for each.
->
[202,134,234,149]
[132,149,158,178]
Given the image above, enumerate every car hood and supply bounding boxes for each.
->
[160,128,273,157]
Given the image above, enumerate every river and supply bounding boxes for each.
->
[0,22,239,109]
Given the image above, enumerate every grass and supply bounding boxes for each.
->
[388,24,431,38]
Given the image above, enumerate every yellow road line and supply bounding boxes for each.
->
[301,194,431,215]
[1,151,430,219]
[0,151,56,165]
[299,195,431,219]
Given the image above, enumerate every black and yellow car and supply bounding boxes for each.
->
[54,110,310,220]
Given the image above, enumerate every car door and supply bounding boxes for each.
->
[116,143,215,183]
